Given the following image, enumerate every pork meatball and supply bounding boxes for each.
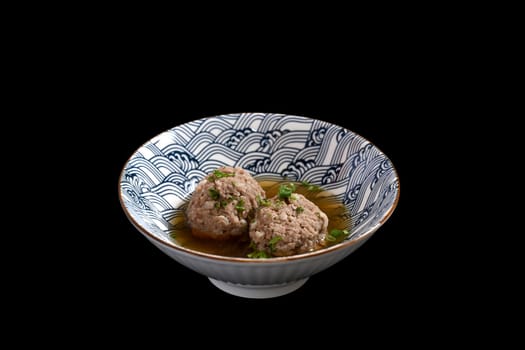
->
[186,166,265,239]
[249,193,328,257]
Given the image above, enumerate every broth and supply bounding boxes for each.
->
[170,179,350,258]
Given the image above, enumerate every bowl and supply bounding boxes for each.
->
[119,113,400,298]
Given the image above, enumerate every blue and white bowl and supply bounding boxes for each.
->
[119,113,400,298]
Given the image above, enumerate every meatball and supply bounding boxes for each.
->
[186,166,265,239]
[249,193,328,257]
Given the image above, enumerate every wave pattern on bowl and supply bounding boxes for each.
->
[120,113,399,247]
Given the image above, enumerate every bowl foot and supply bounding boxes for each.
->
[208,277,309,299]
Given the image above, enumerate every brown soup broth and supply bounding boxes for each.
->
[170,180,351,257]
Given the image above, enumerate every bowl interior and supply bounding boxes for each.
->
[119,113,399,257]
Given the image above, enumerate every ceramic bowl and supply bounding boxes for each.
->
[119,113,400,298]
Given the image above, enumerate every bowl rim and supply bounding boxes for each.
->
[118,113,400,263]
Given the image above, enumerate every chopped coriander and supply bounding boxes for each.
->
[325,234,336,242]
[247,250,270,259]
[235,198,245,213]
[208,169,235,182]
[257,195,271,207]
[300,180,322,192]
[214,169,235,178]
[268,236,282,253]
[214,200,228,209]
[208,188,220,200]
[330,229,349,238]
[296,206,304,214]
[247,241,270,258]
[326,229,350,245]
[278,183,296,200]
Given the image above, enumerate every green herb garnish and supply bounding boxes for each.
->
[246,236,282,258]
[296,206,304,214]
[208,169,235,182]
[247,241,270,259]
[278,183,296,200]
[235,198,245,213]
[329,229,349,238]
[273,199,284,208]
[208,188,220,200]
[247,250,270,259]
[300,180,322,192]
[257,195,271,207]
[268,236,282,253]
[214,200,228,209]
[326,229,349,243]
[325,234,337,242]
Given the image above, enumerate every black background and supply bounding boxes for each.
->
[11,17,493,345]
